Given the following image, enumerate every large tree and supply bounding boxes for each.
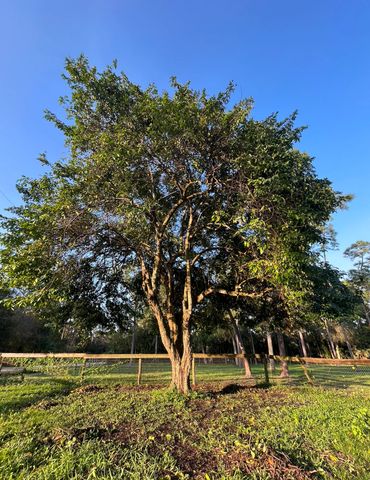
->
[0,57,346,392]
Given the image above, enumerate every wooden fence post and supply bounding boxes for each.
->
[192,356,196,386]
[137,358,142,385]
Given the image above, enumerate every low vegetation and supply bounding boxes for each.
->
[0,367,369,480]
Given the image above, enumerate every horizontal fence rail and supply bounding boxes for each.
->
[1,352,370,364]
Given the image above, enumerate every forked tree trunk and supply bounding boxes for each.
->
[166,320,193,393]
[141,264,194,393]
[170,352,192,394]
[277,332,289,378]
[146,301,193,394]
[140,204,262,392]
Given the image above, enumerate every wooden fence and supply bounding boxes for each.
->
[1,352,370,386]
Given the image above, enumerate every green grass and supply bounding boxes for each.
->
[0,379,74,415]
[0,364,369,479]
[7,359,370,390]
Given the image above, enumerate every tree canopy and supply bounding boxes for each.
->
[0,56,348,391]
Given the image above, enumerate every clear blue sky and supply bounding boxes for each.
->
[1,0,369,271]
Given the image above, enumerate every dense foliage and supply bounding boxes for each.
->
[0,56,357,389]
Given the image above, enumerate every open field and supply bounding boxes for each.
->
[2,359,370,390]
[0,363,369,479]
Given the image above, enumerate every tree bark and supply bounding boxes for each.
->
[231,336,240,366]
[324,318,336,358]
[170,350,192,394]
[139,220,194,393]
[298,330,308,357]
[277,332,289,377]
[345,340,354,358]
[266,332,275,371]
[342,330,354,358]
[228,310,253,378]
[248,329,256,364]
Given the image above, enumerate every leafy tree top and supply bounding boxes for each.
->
[0,57,349,388]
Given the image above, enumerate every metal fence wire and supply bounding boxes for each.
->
[1,353,370,389]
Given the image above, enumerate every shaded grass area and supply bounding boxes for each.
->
[0,379,75,415]
[0,376,369,479]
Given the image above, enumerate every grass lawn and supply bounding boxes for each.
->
[0,363,369,479]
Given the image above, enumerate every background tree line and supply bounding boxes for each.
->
[1,240,369,360]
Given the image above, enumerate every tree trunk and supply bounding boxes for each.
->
[277,332,289,378]
[342,331,354,358]
[147,302,193,394]
[201,344,208,364]
[228,310,253,378]
[231,336,240,366]
[248,329,256,364]
[298,330,308,357]
[345,340,354,358]
[306,338,312,357]
[170,351,192,394]
[234,333,244,368]
[363,302,370,326]
[324,319,336,358]
[266,332,275,371]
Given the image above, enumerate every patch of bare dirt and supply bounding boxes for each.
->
[34,399,59,410]
[71,384,103,395]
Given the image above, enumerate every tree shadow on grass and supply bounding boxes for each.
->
[218,381,272,395]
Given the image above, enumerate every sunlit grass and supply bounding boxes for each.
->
[3,359,370,391]
[0,378,369,479]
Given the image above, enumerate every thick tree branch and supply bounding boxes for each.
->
[151,187,206,292]
[182,205,194,325]
[196,287,271,304]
